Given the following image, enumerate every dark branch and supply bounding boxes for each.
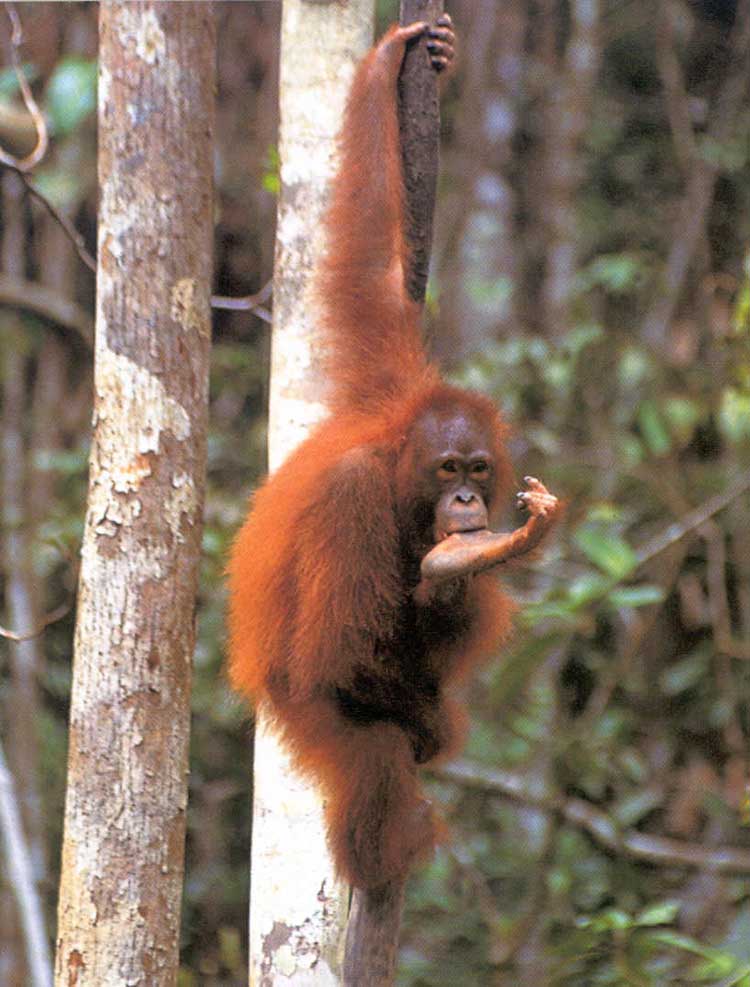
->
[397,0,444,304]
[17,171,97,273]
[343,881,406,987]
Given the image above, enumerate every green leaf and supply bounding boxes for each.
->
[593,908,632,932]
[574,527,638,579]
[45,57,97,135]
[567,572,613,607]
[638,400,672,456]
[586,502,625,524]
[564,322,604,356]
[659,652,707,695]
[607,584,665,609]
[663,396,701,445]
[649,929,715,956]
[575,252,646,295]
[541,357,571,392]
[635,901,680,927]
[618,346,653,388]
[720,387,750,444]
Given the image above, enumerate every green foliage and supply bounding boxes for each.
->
[574,252,648,295]
[45,57,97,135]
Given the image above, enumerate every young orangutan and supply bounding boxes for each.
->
[228,16,560,889]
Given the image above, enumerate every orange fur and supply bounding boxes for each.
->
[228,24,516,889]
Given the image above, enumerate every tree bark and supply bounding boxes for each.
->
[249,2,372,984]
[53,5,215,986]
[343,882,407,987]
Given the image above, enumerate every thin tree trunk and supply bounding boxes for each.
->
[541,0,601,338]
[248,2,373,983]
[54,5,215,985]
[0,738,51,987]
[1,169,48,987]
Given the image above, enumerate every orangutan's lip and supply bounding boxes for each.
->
[436,524,487,543]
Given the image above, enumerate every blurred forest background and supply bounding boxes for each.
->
[2,0,750,984]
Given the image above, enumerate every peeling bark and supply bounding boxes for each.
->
[53,5,215,986]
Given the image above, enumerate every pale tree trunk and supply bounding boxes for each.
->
[249,2,373,983]
[541,0,601,338]
[433,0,524,360]
[0,739,51,987]
[542,0,601,338]
[1,170,48,987]
[54,5,214,986]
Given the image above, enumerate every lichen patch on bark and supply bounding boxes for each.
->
[170,277,209,337]
[116,5,166,66]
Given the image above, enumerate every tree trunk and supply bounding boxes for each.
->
[54,4,215,985]
[541,0,601,338]
[248,2,373,984]
[1,170,48,987]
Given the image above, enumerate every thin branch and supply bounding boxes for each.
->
[438,759,750,874]
[656,0,696,172]
[17,170,97,273]
[0,737,52,987]
[0,273,93,344]
[0,601,71,643]
[210,278,272,322]
[0,4,48,172]
[635,467,750,567]
[0,8,95,274]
